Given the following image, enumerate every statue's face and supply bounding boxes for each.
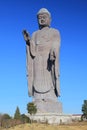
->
[38,13,51,28]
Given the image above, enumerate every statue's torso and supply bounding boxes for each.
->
[32,27,57,92]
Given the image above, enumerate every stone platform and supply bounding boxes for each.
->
[34,100,62,113]
[27,113,76,124]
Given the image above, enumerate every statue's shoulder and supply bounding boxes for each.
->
[31,30,39,39]
[50,28,60,37]
[50,28,60,33]
[32,30,38,36]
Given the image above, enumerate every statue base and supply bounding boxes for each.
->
[34,100,62,113]
[26,113,81,124]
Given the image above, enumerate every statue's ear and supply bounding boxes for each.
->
[48,17,51,27]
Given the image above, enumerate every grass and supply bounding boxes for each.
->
[0,122,87,130]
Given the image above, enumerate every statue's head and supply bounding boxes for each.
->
[37,8,51,29]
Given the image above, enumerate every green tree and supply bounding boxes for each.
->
[14,106,21,119]
[2,114,11,120]
[20,114,30,123]
[27,102,37,115]
[82,100,87,119]
[27,102,37,123]
[0,113,12,128]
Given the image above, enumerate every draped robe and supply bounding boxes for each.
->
[26,27,60,97]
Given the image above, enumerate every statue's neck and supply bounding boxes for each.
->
[39,25,50,30]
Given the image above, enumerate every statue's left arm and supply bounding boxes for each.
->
[50,29,61,97]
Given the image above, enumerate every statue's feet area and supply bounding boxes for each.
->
[34,100,62,113]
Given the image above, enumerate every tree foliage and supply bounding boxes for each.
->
[21,114,30,123]
[2,113,11,120]
[14,106,21,119]
[27,102,37,115]
[82,100,87,119]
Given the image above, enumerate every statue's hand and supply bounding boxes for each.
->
[50,49,56,61]
[22,30,30,42]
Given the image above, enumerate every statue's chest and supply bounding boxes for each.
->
[36,43,51,55]
[36,30,52,45]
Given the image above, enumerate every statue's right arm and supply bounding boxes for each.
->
[22,30,36,57]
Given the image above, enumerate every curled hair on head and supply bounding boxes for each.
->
[37,8,51,18]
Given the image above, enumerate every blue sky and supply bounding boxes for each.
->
[0,0,87,116]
